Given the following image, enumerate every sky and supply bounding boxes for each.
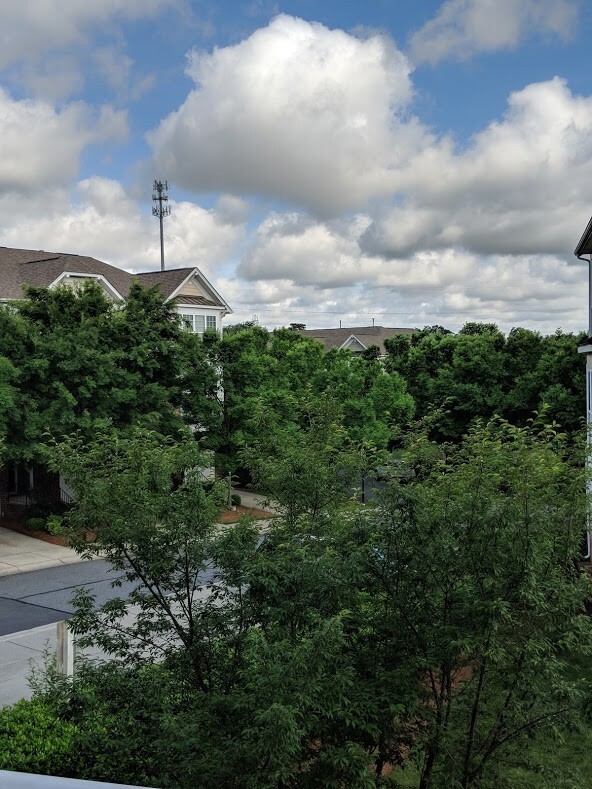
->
[1,0,592,334]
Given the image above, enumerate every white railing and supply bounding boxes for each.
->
[0,771,153,788]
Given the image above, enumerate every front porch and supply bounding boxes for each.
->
[0,462,74,519]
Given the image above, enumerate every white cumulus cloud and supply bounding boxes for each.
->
[0,1,173,71]
[409,0,578,65]
[238,212,371,287]
[149,14,418,215]
[361,78,592,258]
[228,208,587,335]
[0,11,590,337]
[0,89,128,192]
[0,177,246,277]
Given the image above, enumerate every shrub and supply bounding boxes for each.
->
[231,493,242,507]
[26,517,46,531]
[46,514,64,535]
[0,699,77,775]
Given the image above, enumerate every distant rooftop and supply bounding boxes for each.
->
[293,325,415,355]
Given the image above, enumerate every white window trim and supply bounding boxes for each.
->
[340,335,368,351]
[177,309,220,335]
[48,272,124,301]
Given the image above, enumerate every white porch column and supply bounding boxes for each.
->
[56,620,75,676]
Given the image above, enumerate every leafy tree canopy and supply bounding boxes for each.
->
[211,325,414,475]
[5,418,589,788]
[385,323,585,441]
[0,282,220,461]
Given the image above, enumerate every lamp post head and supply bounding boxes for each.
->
[575,215,592,260]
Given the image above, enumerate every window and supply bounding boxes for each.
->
[180,314,194,331]
[179,312,218,334]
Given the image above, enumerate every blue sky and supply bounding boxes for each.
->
[1,0,591,333]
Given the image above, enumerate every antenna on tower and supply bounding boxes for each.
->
[152,179,171,271]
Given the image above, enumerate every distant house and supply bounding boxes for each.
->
[0,246,232,518]
[0,246,232,334]
[291,324,415,356]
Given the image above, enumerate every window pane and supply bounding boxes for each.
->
[206,315,217,330]
[194,315,205,334]
[180,314,193,331]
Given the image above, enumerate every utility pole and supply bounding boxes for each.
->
[152,179,171,271]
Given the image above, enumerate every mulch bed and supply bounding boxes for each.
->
[0,517,71,546]
[216,505,274,523]
[1,505,274,545]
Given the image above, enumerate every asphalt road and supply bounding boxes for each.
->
[0,558,219,637]
[0,560,137,637]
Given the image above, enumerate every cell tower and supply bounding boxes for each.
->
[152,179,171,271]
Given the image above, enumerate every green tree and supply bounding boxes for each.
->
[364,419,592,787]
[533,330,586,433]
[213,324,414,477]
[241,392,369,527]
[50,429,233,679]
[498,327,544,425]
[0,699,77,776]
[319,348,414,447]
[45,427,384,787]
[385,323,585,442]
[15,416,590,788]
[212,324,274,474]
[0,282,221,462]
[0,305,32,444]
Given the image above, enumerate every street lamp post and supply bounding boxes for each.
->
[574,216,592,560]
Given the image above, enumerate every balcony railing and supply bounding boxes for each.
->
[0,771,152,788]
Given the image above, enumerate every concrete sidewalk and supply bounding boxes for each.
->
[0,527,82,577]
[235,488,278,513]
[0,622,62,705]
[0,617,126,707]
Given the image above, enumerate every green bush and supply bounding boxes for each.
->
[46,514,64,535]
[0,699,77,775]
[26,517,46,531]
[230,493,242,507]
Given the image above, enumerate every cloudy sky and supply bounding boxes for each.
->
[1,0,591,334]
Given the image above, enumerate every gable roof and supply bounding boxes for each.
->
[341,335,368,352]
[0,247,133,301]
[134,268,194,298]
[296,325,415,355]
[0,247,230,312]
[166,266,232,313]
[136,267,232,312]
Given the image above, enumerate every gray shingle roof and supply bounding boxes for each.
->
[297,325,415,355]
[0,247,136,300]
[135,268,195,296]
[0,248,225,306]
